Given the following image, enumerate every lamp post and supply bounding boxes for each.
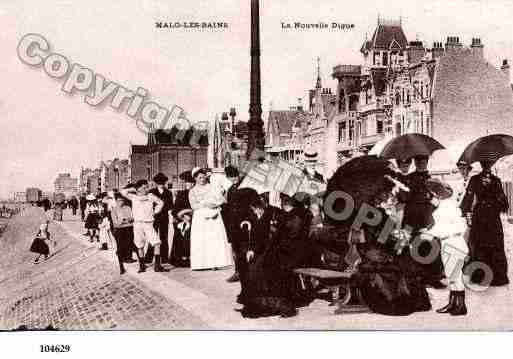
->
[246,0,265,161]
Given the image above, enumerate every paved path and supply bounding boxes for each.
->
[1,207,513,330]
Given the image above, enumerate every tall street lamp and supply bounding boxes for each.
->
[246,0,265,161]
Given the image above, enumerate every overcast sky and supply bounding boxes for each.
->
[1,0,512,198]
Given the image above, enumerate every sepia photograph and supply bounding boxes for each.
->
[1,0,513,355]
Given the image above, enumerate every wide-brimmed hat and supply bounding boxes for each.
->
[153,172,168,185]
[86,194,96,201]
[177,208,193,220]
[426,178,453,200]
[456,160,472,169]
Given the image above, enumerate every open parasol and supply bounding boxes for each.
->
[380,133,445,161]
[458,134,513,165]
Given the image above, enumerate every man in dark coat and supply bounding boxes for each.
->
[398,155,446,289]
[222,166,243,283]
[170,183,192,266]
[148,173,174,263]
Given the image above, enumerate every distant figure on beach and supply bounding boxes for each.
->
[30,223,51,263]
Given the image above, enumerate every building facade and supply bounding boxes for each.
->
[100,158,130,192]
[54,173,78,199]
[79,167,102,195]
[13,192,26,203]
[26,187,42,203]
[209,110,248,169]
[130,127,209,190]
[324,18,513,175]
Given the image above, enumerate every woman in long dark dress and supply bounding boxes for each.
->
[239,191,306,318]
[460,160,509,287]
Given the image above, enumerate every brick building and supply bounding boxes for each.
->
[130,126,208,190]
[54,173,78,199]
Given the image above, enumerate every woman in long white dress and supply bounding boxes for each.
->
[189,168,233,270]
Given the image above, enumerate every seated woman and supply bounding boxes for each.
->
[240,191,311,318]
[323,155,431,316]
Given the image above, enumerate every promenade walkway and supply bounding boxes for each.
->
[1,207,512,330]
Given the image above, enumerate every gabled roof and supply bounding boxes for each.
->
[267,110,307,135]
[361,24,408,53]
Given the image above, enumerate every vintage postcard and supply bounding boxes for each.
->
[1,0,513,349]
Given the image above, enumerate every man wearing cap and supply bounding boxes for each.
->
[399,155,446,289]
[149,173,174,264]
[120,180,168,273]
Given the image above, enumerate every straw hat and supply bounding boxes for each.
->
[426,178,453,200]
[86,194,96,201]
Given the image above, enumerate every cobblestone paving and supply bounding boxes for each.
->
[0,208,207,330]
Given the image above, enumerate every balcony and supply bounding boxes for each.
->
[360,133,385,146]
[332,64,361,79]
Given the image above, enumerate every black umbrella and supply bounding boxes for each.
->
[325,155,405,225]
[458,134,513,164]
[380,133,445,161]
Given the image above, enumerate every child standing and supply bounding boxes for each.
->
[84,195,100,242]
[98,204,112,251]
[30,223,51,263]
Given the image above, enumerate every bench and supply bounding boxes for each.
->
[294,267,368,314]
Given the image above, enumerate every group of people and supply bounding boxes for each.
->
[29,151,510,320]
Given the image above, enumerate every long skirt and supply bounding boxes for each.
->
[85,213,99,229]
[30,237,49,255]
[358,256,431,316]
[190,208,233,270]
[465,207,509,286]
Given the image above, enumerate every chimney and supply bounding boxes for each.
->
[501,59,510,81]
[471,38,484,58]
[407,40,425,64]
[431,42,444,59]
[445,36,462,53]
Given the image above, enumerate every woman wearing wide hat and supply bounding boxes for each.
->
[188,167,233,270]
[461,159,509,287]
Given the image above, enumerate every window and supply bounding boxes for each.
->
[383,52,388,66]
[349,120,355,142]
[406,90,410,104]
[361,118,367,137]
[395,92,400,106]
[395,122,402,136]
[338,121,346,142]
[402,89,405,104]
[421,111,424,133]
[377,119,383,134]
[420,81,424,98]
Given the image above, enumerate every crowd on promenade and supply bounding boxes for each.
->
[29,137,512,320]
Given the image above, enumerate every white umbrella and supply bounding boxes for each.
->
[368,134,394,156]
